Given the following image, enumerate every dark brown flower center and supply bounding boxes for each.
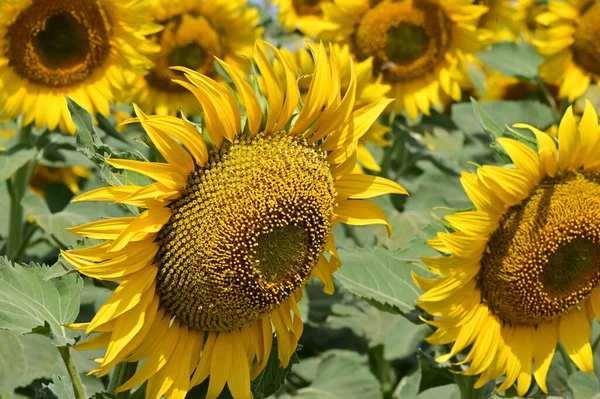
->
[145,14,221,93]
[155,134,336,331]
[6,0,111,87]
[355,0,452,82]
[572,1,600,75]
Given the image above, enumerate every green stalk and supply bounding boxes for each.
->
[109,362,139,398]
[558,344,574,376]
[6,124,33,260]
[57,346,86,399]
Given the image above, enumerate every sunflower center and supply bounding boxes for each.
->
[6,0,111,87]
[145,15,221,94]
[292,0,330,16]
[572,1,600,75]
[355,0,451,82]
[155,133,336,331]
[479,171,600,325]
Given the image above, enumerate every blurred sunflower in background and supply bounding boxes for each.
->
[63,42,406,398]
[273,0,336,37]
[132,0,261,115]
[476,0,522,42]
[319,0,490,120]
[29,165,90,197]
[417,101,600,394]
[535,0,600,101]
[0,0,160,133]
[277,43,391,172]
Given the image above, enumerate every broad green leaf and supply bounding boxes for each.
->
[0,181,9,238]
[393,368,421,399]
[43,376,76,399]
[293,351,380,399]
[252,339,299,398]
[22,193,126,248]
[416,385,460,399]
[67,98,147,187]
[0,147,37,180]
[334,247,431,315]
[327,302,428,360]
[0,257,83,345]
[452,100,554,138]
[0,330,64,394]
[568,372,600,399]
[476,41,542,80]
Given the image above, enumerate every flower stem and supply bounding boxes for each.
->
[6,124,33,260]
[558,344,574,376]
[57,346,86,399]
[108,362,139,398]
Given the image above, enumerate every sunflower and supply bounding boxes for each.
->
[63,42,407,398]
[476,0,522,42]
[29,165,91,197]
[273,0,337,37]
[277,43,391,172]
[534,0,600,102]
[416,101,600,395]
[476,71,558,102]
[0,0,160,134]
[131,0,261,116]
[318,0,490,121]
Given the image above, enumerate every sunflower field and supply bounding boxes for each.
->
[2,0,600,398]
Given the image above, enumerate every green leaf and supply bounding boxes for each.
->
[0,147,37,180]
[393,368,421,399]
[293,351,381,398]
[67,97,147,187]
[476,41,542,80]
[568,372,600,399]
[90,393,119,399]
[22,193,126,248]
[334,247,431,315]
[0,330,64,394]
[43,375,76,399]
[416,385,460,399]
[452,100,554,138]
[251,339,299,398]
[327,302,428,360]
[0,257,83,345]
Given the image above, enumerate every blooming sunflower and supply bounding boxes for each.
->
[277,43,391,172]
[534,0,600,102]
[273,0,336,37]
[29,165,90,197]
[318,0,490,120]
[416,101,600,395]
[63,42,407,398]
[476,0,522,41]
[0,0,160,134]
[132,0,261,115]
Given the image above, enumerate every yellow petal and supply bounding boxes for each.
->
[108,207,171,253]
[116,318,179,392]
[335,174,407,200]
[335,199,391,235]
[558,106,580,170]
[206,332,233,399]
[496,138,541,184]
[105,159,187,191]
[227,330,252,399]
[533,321,558,393]
[133,104,194,174]
[559,307,594,373]
[87,266,157,332]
